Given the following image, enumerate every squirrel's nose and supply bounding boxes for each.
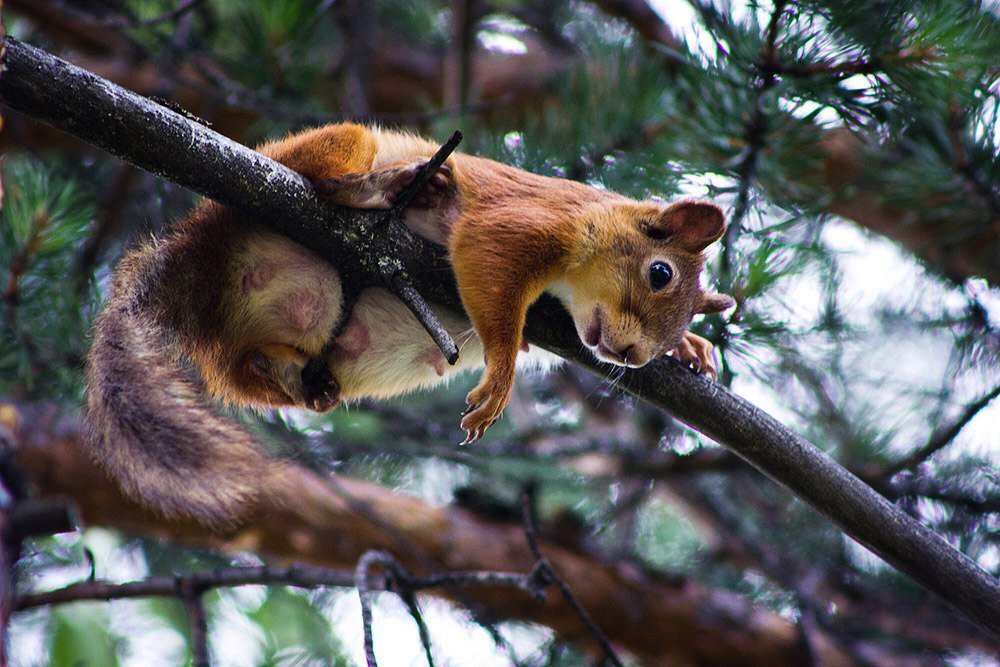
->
[604,343,634,364]
[597,341,635,365]
[618,343,635,364]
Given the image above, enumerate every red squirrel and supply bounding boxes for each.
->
[85,123,733,527]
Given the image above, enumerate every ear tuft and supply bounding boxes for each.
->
[699,292,735,314]
[648,201,726,252]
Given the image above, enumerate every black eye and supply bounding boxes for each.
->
[648,261,673,291]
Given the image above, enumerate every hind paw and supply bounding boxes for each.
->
[303,365,341,412]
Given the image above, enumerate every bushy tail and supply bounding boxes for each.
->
[84,256,285,530]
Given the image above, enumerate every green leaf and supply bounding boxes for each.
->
[47,604,122,667]
[248,588,348,666]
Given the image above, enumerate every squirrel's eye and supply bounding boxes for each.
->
[648,261,673,291]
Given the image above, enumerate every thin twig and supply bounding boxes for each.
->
[375,130,464,364]
[9,500,78,539]
[4,210,47,334]
[378,130,464,224]
[883,475,1000,514]
[15,563,549,611]
[313,474,522,661]
[179,579,210,667]
[719,0,788,283]
[356,551,390,667]
[399,589,436,667]
[947,108,1000,219]
[387,273,460,364]
[759,48,929,79]
[520,492,624,667]
[876,383,1000,480]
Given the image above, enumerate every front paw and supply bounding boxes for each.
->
[302,365,341,412]
[460,374,513,444]
[669,331,718,379]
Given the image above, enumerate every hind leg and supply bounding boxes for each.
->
[240,344,340,412]
[258,123,379,181]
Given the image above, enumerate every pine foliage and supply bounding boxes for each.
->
[2,0,998,663]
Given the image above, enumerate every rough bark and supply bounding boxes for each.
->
[0,38,998,635]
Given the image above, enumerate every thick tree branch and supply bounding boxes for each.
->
[6,401,830,665]
[0,38,998,635]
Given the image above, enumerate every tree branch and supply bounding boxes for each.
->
[15,562,551,611]
[874,383,1000,481]
[521,491,624,667]
[0,38,997,635]
[8,401,827,664]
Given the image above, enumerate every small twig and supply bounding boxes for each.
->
[520,492,624,667]
[399,589,436,667]
[179,579,210,667]
[373,130,465,365]
[882,475,1000,514]
[759,49,929,79]
[720,0,788,284]
[311,474,522,661]
[388,273,460,364]
[4,210,48,334]
[16,563,548,611]
[378,130,464,225]
[947,108,1000,219]
[355,551,390,667]
[106,0,208,29]
[9,499,79,539]
[876,383,1000,481]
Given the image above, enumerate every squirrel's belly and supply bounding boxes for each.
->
[229,232,343,356]
[331,288,485,399]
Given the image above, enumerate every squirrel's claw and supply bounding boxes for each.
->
[303,365,341,412]
[670,331,718,379]
[459,372,512,443]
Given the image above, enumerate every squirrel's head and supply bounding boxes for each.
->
[557,199,734,368]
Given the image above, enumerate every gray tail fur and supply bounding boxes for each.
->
[84,257,283,530]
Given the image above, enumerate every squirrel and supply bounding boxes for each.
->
[85,122,734,528]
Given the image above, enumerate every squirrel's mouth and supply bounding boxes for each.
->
[582,308,602,347]
[582,308,644,367]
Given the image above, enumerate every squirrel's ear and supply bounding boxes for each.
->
[698,292,735,314]
[648,201,726,251]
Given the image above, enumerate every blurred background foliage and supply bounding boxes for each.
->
[1,0,998,664]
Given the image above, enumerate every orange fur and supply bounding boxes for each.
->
[85,122,733,526]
